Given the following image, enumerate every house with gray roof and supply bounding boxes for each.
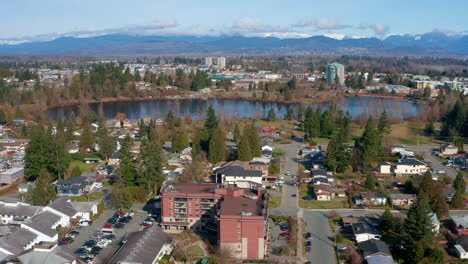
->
[107,225,173,264]
[360,239,393,259]
[351,222,381,243]
[216,166,263,186]
[21,211,61,242]
[0,228,38,256]
[390,193,417,207]
[0,201,42,225]
[17,242,76,264]
[43,196,77,227]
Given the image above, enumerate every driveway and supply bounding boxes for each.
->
[407,145,458,178]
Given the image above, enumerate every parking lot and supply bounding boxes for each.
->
[269,220,291,256]
[64,209,148,264]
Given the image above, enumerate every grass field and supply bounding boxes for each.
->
[187,245,204,257]
[68,160,97,173]
[299,200,347,209]
[268,196,282,209]
[70,191,106,202]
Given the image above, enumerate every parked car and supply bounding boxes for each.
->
[291,194,297,198]
[305,241,312,248]
[103,224,113,229]
[77,226,86,230]
[305,232,311,239]
[142,222,153,227]
[303,196,313,200]
[280,226,289,231]
[437,169,445,174]
[97,240,111,247]
[114,222,125,228]
[280,232,290,237]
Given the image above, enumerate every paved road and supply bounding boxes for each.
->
[274,141,337,264]
[304,211,336,264]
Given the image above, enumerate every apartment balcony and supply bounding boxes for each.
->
[174,204,187,208]
[174,210,187,214]
[174,199,187,203]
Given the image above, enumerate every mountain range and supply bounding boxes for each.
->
[0,32,467,56]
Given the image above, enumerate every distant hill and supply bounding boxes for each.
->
[0,32,467,56]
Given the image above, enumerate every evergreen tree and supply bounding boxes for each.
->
[364,173,376,189]
[266,108,276,121]
[325,128,349,173]
[172,131,189,153]
[402,193,434,263]
[419,170,435,194]
[247,122,261,158]
[377,110,391,135]
[208,128,226,163]
[50,132,70,180]
[424,121,435,136]
[419,171,448,217]
[205,105,218,131]
[452,189,465,208]
[286,107,295,120]
[454,172,466,192]
[26,169,57,206]
[25,125,48,181]
[79,122,94,152]
[138,138,164,194]
[117,136,137,185]
[380,209,395,232]
[233,123,241,143]
[354,118,380,173]
[97,120,116,160]
[238,134,252,161]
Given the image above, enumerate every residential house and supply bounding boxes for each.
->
[390,194,417,207]
[108,151,122,166]
[360,239,395,264]
[55,176,92,196]
[355,192,387,206]
[0,167,24,184]
[314,185,332,201]
[107,225,173,264]
[376,162,392,174]
[450,214,468,235]
[393,158,427,175]
[351,222,381,243]
[455,235,468,259]
[440,144,458,156]
[43,196,77,227]
[0,201,42,225]
[215,165,263,187]
[310,152,327,165]
[443,187,456,202]
[20,212,61,243]
[70,201,98,222]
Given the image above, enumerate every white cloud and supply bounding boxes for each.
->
[292,17,350,30]
[359,23,390,35]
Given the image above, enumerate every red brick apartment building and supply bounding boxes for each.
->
[160,182,269,259]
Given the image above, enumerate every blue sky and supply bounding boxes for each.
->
[1,0,467,43]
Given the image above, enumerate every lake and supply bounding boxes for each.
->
[47,96,423,121]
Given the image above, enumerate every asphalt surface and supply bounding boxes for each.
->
[274,141,336,264]
[407,145,458,178]
[64,208,147,264]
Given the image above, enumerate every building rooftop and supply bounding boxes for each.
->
[108,225,173,264]
[216,166,262,177]
[0,203,42,218]
[397,158,426,166]
[360,239,392,258]
[18,244,75,264]
[22,211,60,238]
[0,228,38,255]
[352,222,379,235]
[47,196,77,217]
[218,191,266,217]
[390,194,417,199]
[161,182,218,195]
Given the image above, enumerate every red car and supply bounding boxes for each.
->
[280,232,290,237]
[142,222,153,227]
[103,224,113,229]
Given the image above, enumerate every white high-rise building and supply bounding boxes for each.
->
[205,57,213,67]
[326,62,345,85]
[217,57,226,69]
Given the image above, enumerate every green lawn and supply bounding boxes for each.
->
[268,196,281,209]
[187,245,204,257]
[299,200,347,209]
[70,192,106,202]
[68,160,97,173]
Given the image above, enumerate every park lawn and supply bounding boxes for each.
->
[187,245,204,257]
[268,196,281,209]
[299,200,347,209]
[70,191,106,202]
[68,160,97,173]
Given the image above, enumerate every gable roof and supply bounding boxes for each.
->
[107,225,173,264]
[22,211,60,237]
[216,166,262,177]
[18,246,75,264]
[46,196,77,217]
[360,239,392,258]
[0,228,38,255]
[397,158,426,166]
[351,222,379,235]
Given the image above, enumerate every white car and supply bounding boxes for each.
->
[437,170,445,174]
[97,240,111,247]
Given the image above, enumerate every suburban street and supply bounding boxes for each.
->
[273,141,337,264]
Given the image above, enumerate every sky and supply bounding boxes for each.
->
[1,0,467,44]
